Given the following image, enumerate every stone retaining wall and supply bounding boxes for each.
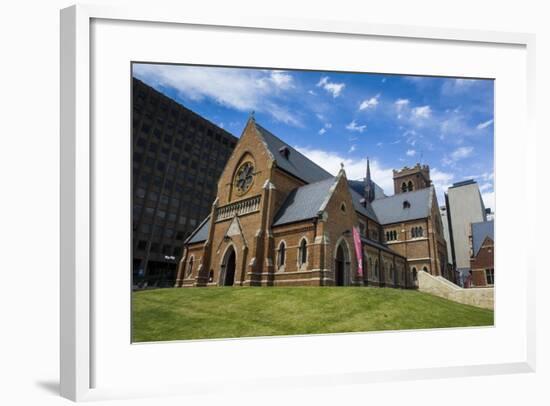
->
[417,271,494,310]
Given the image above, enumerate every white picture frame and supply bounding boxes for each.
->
[60,4,536,402]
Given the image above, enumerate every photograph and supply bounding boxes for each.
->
[130,63,495,342]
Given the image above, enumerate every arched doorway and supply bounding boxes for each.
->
[334,239,350,286]
[220,246,236,286]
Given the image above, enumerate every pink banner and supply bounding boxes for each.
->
[352,226,363,277]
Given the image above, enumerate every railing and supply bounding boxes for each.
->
[215,195,261,222]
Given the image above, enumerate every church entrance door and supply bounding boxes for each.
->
[221,246,236,286]
[335,244,346,286]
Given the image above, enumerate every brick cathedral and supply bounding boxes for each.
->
[175,118,450,288]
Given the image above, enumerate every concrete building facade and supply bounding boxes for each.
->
[132,78,237,286]
[444,179,487,286]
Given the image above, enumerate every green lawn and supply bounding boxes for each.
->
[132,287,494,342]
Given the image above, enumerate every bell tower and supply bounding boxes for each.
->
[393,163,431,194]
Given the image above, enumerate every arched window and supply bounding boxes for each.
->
[389,264,394,280]
[186,256,194,277]
[340,202,346,212]
[411,226,423,238]
[392,230,397,240]
[407,180,414,192]
[298,238,307,266]
[277,241,286,268]
[412,267,417,281]
[375,260,379,278]
[401,182,407,193]
[423,266,429,273]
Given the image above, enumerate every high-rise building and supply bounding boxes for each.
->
[444,179,487,285]
[132,78,238,286]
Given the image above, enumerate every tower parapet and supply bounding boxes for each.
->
[393,163,431,194]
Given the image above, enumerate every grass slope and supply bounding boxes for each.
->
[132,287,493,342]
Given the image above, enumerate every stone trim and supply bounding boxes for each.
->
[215,195,261,222]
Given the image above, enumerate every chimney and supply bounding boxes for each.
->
[279,146,290,159]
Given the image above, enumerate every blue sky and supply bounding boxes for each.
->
[133,63,494,211]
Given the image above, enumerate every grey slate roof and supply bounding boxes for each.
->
[371,187,433,225]
[349,188,379,222]
[272,175,380,227]
[347,179,386,200]
[185,216,210,244]
[272,177,337,226]
[255,123,333,184]
[471,220,494,256]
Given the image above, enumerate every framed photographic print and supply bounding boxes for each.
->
[60,4,536,402]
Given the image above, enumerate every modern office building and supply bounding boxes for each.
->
[132,78,238,286]
[444,179,487,286]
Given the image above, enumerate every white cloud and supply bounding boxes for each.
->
[395,99,410,110]
[476,119,494,130]
[308,90,317,95]
[316,76,345,98]
[359,94,380,110]
[450,146,473,161]
[406,149,416,157]
[348,145,356,153]
[268,71,294,89]
[412,105,432,119]
[346,120,367,133]
[431,168,455,204]
[440,115,469,138]
[479,182,493,193]
[294,147,394,193]
[318,122,332,135]
[441,78,478,95]
[482,191,495,212]
[132,64,301,126]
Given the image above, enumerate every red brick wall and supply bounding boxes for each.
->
[470,237,494,287]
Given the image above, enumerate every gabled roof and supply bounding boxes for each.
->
[272,174,380,227]
[471,220,494,256]
[371,187,433,225]
[185,216,210,245]
[347,179,386,200]
[254,122,333,184]
[349,188,379,222]
[272,177,337,226]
